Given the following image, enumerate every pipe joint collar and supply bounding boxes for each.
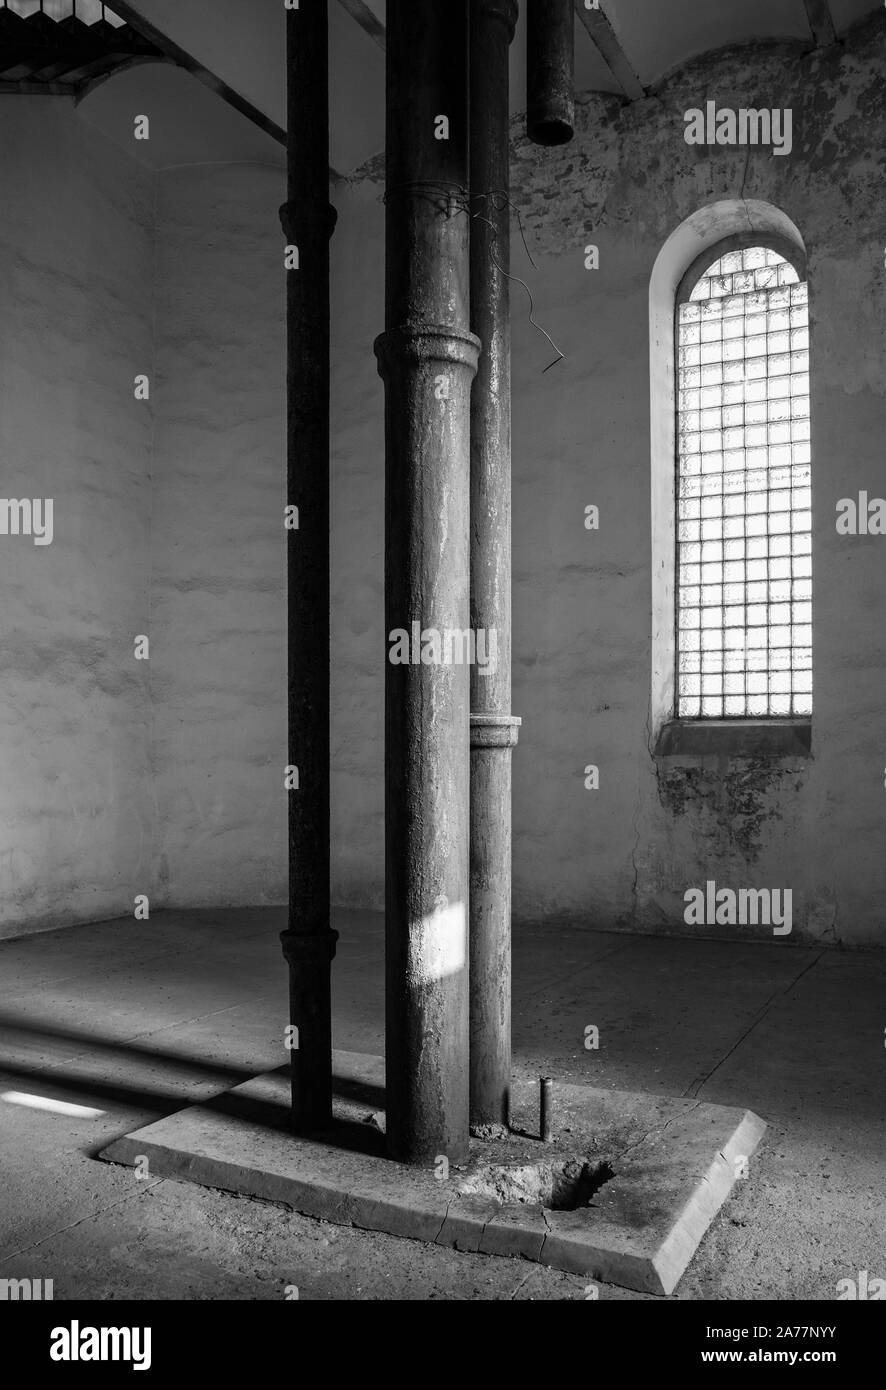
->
[279,199,338,241]
[374,325,481,378]
[476,0,519,40]
[280,928,339,966]
[470,713,521,749]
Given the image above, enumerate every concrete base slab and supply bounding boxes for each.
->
[100,1050,765,1296]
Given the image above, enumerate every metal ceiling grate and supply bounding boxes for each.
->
[675,245,812,720]
[3,2,125,25]
[0,0,163,91]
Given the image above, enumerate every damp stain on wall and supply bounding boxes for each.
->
[656,759,806,862]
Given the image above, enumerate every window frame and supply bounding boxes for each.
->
[657,230,812,758]
[675,232,807,309]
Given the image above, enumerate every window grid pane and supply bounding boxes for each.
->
[676,247,812,720]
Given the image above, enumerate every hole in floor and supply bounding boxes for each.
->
[459,1158,615,1211]
[550,1158,616,1210]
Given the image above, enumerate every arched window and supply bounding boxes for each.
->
[674,240,811,720]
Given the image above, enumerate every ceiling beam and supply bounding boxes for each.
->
[574,0,644,101]
[335,0,385,52]
[802,0,837,47]
[98,0,287,145]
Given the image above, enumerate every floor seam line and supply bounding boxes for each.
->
[0,936,280,1006]
[3,993,286,1078]
[683,950,826,1099]
[515,940,638,1003]
[0,1180,165,1266]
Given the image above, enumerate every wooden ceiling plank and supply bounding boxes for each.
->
[573,0,645,101]
[803,0,837,47]
[335,0,386,53]
[98,0,288,145]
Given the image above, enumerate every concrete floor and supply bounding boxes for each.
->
[0,909,882,1301]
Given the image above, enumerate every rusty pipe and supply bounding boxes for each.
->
[540,1076,554,1142]
[527,0,575,146]
[278,0,338,1133]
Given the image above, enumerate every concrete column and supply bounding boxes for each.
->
[469,0,521,1132]
[375,0,478,1166]
[279,0,338,1133]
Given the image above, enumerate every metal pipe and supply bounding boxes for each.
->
[540,1076,553,1142]
[469,0,521,1133]
[279,0,338,1133]
[375,0,476,1166]
[526,0,575,146]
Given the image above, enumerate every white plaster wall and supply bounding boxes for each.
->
[0,101,154,939]
[329,177,385,909]
[150,162,287,908]
[147,165,385,913]
[146,162,386,914]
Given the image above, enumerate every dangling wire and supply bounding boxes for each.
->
[471,212,564,373]
[378,182,565,373]
[488,190,540,274]
[471,192,565,373]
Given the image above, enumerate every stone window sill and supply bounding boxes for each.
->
[654,719,812,759]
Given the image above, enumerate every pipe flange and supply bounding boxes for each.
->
[470,713,521,749]
[476,0,519,41]
[279,199,338,241]
[374,324,481,377]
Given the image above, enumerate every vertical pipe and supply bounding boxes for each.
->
[279,0,338,1133]
[375,0,477,1166]
[527,0,575,146]
[469,0,520,1132]
[540,1076,553,1142]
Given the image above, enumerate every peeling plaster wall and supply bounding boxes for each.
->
[0,101,155,939]
[331,16,886,943]
[150,163,287,909]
